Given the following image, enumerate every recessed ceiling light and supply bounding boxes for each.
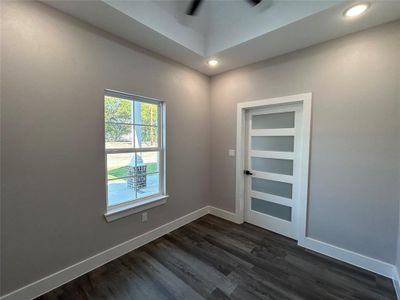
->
[344,3,369,17]
[208,59,219,67]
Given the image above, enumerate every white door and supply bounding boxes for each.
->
[244,103,303,240]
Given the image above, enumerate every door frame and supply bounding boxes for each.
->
[235,93,312,244]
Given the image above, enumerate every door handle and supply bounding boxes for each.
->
[244,170,253,175]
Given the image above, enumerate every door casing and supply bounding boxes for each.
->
[235,93,312,245]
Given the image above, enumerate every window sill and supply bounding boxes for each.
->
[104,195,169,222]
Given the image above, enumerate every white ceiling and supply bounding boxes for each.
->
[102,0,341,55]
[43,0,400,76]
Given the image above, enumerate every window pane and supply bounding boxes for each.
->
[105,96,133,124]
[137,173,160,198]
[137,151,159,174]
[135,101,158,126]
[108,178,136,206]
[105,123,133,149]
[107,153,138,180]
[107,152,159,179]
[134,125,158,148]
[252,112,295,129]
[107,152,160,205]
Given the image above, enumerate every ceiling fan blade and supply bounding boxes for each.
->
[186,0,203,15]
[246,0,262,6]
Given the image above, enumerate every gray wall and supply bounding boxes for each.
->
[1,1,210,295]
[397,206,400,274]
[396,69,400,275]
[2,0,400,296]
[210,21,400,264]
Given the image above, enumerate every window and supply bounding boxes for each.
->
[104,90,166,219]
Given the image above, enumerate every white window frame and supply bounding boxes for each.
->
[103,89,167,222]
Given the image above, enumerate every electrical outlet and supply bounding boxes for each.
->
[142,212,148,222]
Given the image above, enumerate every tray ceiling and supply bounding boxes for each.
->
[42,0,400,75]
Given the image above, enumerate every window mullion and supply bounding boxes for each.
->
[106,148,161,154]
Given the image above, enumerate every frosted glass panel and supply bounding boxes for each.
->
[251,136,294,152]
[252,178,292,199]
[251,198,292,221]
[252,157,293,175]
[252,112,295,129]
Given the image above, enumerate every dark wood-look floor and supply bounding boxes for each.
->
[37,215,396,300]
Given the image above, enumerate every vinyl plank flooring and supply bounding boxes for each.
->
[37,215,396,300]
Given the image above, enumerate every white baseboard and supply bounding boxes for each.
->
[208,206,397,281]
[208,206,242,224]
[0,206,209,300]
[393,267,400,300]
[300,237,394,278]
[2,205,397,300]
[207,206,396,281]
